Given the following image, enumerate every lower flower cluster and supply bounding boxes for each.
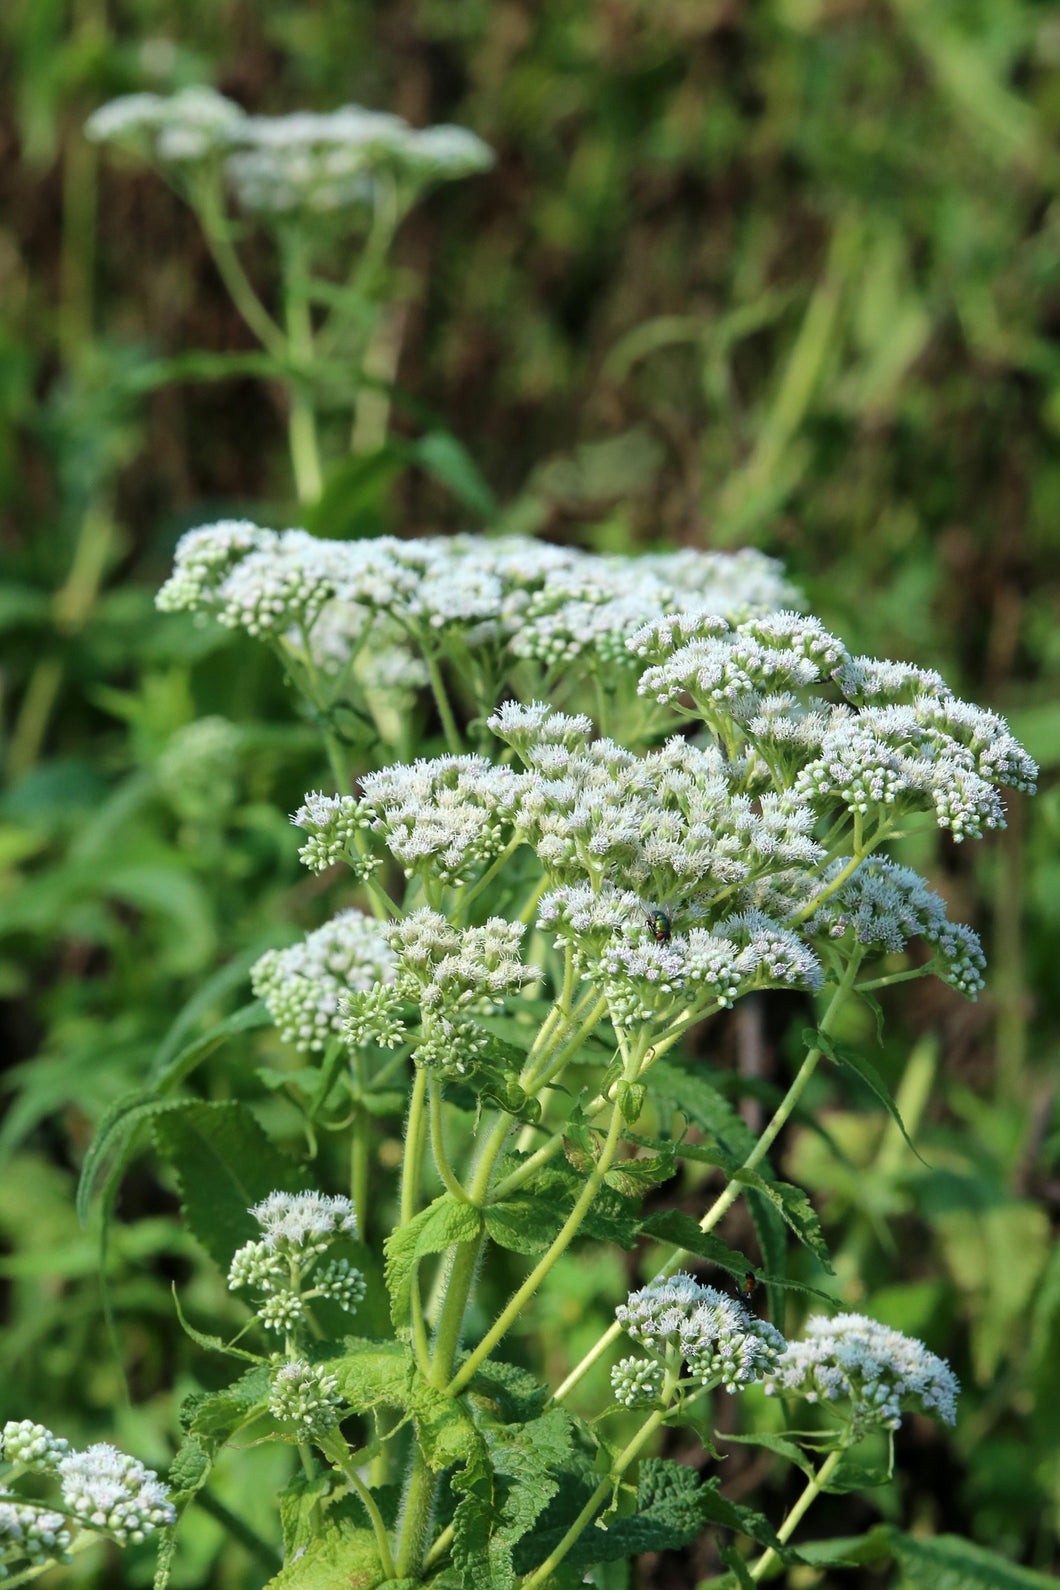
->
[0,1421,174,1578]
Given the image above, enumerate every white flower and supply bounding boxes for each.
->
[250,1190,358,1251]
[359,756,523,884]
[616,1274,785,1392]
[251,909,396,1052]
[86,87,246,164]
[57,1445,175,1543]
[804,856,986,997]
[764,1313,959,1433]
[290,791,364,873]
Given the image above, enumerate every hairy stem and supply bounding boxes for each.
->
[519,1399,672,1590]
[749,1447,844,1580]
[447,1041,642,1397]
[550,959,861,1406]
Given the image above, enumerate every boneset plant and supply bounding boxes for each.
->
[86,90,493,501]
[13,523,1031,1588]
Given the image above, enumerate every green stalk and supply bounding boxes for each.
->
[285,246,324,504]
[519,1399,673,1590]
[422,647,463,755]
[429,1077,470,1203]
[446,1041,643,1398]
[549,959,861,1406]
[748,1447,844,1580]
[319,1431,397,1578]
[194,185,288,359]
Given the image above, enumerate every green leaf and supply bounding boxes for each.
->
[731,1168,833,1273]
[718,1543,756,1588]
[792,1524,894,1568]
[383,1196,484,1329]
[809,1028,927,1166]
[154,1101,310,1269]
[720,1431,816,1483]
[478,1409,578,1590]
[263,1497,384,1589]
[646,1059,756,1157]
[603,1148,675,1200]
[165,1434,212,1499]
[324,1336,413,1415]
[536,1459,780,1570]
[888,1530,1060,1589]
[413,431,497,518]
[182,1365,272,1453]
[821,1432,894,1493]
[485,1193,561,1256]
[171,1283,263,1362]
[278,1471,345,1557]
[635,1210,756,1281]
[450,1436,496,1590]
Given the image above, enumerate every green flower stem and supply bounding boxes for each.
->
[446,1041,644,1398]
[401,1067,433,1374]
[193,185,288,360]
[429,1077,470,1202]
[550,958,862,1407]
[748,1447,844,1581]
[519,1396,674,1590]
[285,267,324,504]
[455,835,526,920]
[422,646,464,755]
[319,1431,397,1578]
[855,964,936,992]
[350,1051,371,1239]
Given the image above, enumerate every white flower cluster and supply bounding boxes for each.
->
[228,1192,365,1338]
[764,1313,959,1434]
[156,525,794,689]
[614,1274,785,1400]
[807,857,987,997]
[251,909,396,1052]
[267,1360,343,1440]
[0,1423,174,1570]
[632,611,1036,843]
[55,1446,175,1544]
[0,1492,71,1577]
[1,1422,69,1470]
[87,91,493,214]
[538,884,821,1027]
[85,85,245,163]
[387,909,538,1012]
[290,791,364,873]
[358,756,522,884]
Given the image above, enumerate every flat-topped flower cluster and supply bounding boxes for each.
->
[764,1312,959,1435]
[613,1275,785,1401]
[86,88,493,214]
[157,524,795,706]
[0,1421,174,1577]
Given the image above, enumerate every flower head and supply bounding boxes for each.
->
[251,909,396,1052]
[765,1313,959,1434]
[616,1274,785,1393]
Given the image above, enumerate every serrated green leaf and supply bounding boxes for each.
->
[450,1436,495,1590]
[636,1210,756,1280]
[154,1101,310,1269]
[263,1497,383,1589]
[732,1168,833,1273]
[384,1196,484,1329]
[888,1530,1060,1589]
[184,1365,272,1453]
[165,1434,212,1499]
[646,1059,756,1156]
[278,1471,345,1557]
[812,1027,929,1167]
[485,1193,561,1255]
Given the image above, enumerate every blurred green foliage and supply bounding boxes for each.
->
[1,0,1058,1585]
